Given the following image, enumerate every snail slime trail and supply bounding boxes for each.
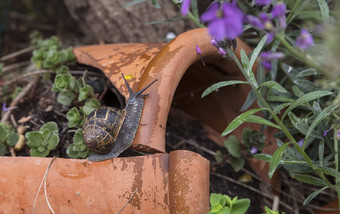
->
[83,74,158,162]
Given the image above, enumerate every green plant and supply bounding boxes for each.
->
[66,129,90,159]
[25,122,59,157]
[215,135,245,172]
[30,35,102,159]
[263,206,285,214]
[171,0,340,209]
[208,193,250,214]
[0,122,19,156]
[31,35,75,69]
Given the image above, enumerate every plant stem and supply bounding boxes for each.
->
[253,89,333,188]
[170,0,205,28]
[228,43,334,188]
[286,0,303,25]
[334,129,340,210]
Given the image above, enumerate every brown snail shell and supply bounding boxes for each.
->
[82,107,126,154]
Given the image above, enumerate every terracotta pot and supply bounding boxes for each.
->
[0,150,209,213]
[74,28,276,180]
[0,28,277,212]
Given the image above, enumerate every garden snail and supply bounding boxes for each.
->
[82,74,157,162]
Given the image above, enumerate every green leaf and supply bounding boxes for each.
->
[30,148,50,157]
[231,198,250,214]
[249,34,267,74]
[291,173,327,186]
[303,186,328,206]
[222,108,265,136]
[281,90,333,121]
[240,49,250,71]
[25,132,43,147]
[73,129,85,144]
[52,74,72,92]
[7,132,19,147]
[318,139,324,167]
[41,128,51,141]
[78,84,94,101]
[0,125,9,143]
[0,143,6,156]
[269,143,290,179]
[254,153,272,162]
[215,150,224,164]
[316,167,340,178]
[266,96,295,103]
[317,0,329,24]
[201,81,248,98]
[245,115,281,130]
[292,85,305,98]
[210,193,223,207]
[224,136,241,158]
[83,98,101,116]
[0,143,7,156]
[239,89,256,112]
[296,68,319,77]
[230,157,245,172]
[241,49,257,88]
[57,91,76,105]
[288,112,309,136]
[257,63,265,85]
[273,103,291,114]
[41,122,58,135]
[258,81,288,93]
[67,107,82,128]
[305,104,338,140]
[47,134,59,150]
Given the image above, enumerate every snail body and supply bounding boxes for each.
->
[83,74,157,162]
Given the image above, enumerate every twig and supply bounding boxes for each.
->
[272,195,279,212]
[9,147,16,157]
[33,157,56,214]
[1,74,41,123]
[0,47,34,62]
[116,188,138,214]
[0,70,50,86]
[2,61,31,73]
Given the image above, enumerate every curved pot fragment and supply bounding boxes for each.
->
[73,28,259,154]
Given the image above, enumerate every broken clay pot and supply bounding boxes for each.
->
[0,150,209,213]
[73,28,277,180]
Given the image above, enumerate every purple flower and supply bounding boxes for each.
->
[196,45,205,66]
[2,103,16,112]
[337,131,340,139]
[271,3,287,29]
[181,0,191,16]
[250,146,258,155]
[295,29,314,51]
[259,13,275,32]
[297,139,304,148]
[243,15,264,29]
[260,51,284,70]
[210,38,218,47]
[323,127,332,136]
[271,3,286,18]
[195,45,202,54]
[201,2,244,41]
[255,0,271,6]
[218,47,226,56]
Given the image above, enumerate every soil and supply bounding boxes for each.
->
[0,0,338,213]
